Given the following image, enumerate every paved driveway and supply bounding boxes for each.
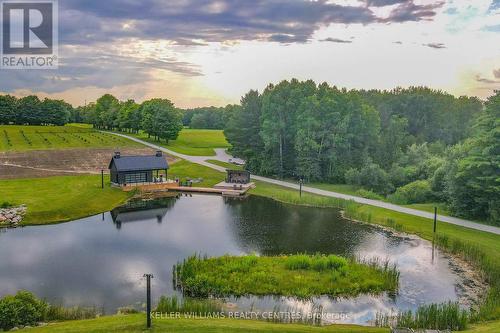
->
[107,131,500,235]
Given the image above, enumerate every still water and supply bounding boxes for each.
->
[0,194,465,324]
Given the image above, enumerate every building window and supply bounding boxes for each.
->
[125,172,147,184]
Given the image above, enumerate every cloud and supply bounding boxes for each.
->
[58,0,377,45]
[58,0,442,46]
[0,45,202,93]
[423,42,446,49]
[482,24,500,32]
[320,37,353,43]
[382,1,443,22]
[489,0,500,11]
[362,0,408,7]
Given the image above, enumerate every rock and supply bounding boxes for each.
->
[10,327,19,331]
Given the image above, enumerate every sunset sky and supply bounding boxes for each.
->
[1,0,499,108]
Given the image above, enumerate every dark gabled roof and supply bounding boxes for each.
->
[108,155,169,172]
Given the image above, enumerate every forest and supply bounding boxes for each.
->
[224,80,499,224]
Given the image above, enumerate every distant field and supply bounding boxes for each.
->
[0,125,140,151]
[131,128,230,156]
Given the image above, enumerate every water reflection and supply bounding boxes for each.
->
[0,194,463,324]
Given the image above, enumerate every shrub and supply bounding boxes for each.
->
[355,189,384,200]
[346,162,393,195]
[1,202,12,208]
[0,291,48,331]
[326,255,348,269]
[389,180,433,204]
[117,306,139,315]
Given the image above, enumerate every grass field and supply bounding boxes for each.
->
[20,314,388,333]
[176,254,398,298]
[0,175,132,225]
[129,128,230,156]
[0,125,140,151]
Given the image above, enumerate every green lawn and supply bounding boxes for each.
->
[206,159,244,170]
[21,314,388,333]
[129,128,230,156]
[169,159,226,186]
[176,254,398,298]
[308,183,362,196]
[0,175,132,225]
[463,321,500,333]
[0,125,139,151]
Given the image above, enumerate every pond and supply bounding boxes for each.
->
[0,194,470,325]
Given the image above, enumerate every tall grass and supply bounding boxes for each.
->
[435,234,500,322]
[376,301,468,331]
[156,295,223,314]
[46,305,100,321]
[284,254,348,271]
[174,253,399,299]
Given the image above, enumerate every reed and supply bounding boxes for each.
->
[376,301,468,331]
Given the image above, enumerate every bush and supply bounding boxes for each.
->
[0,291,48,331]
[355,189,384,200]
[345,162,393,195]
[389,180,433,204]
[0,202,12,208]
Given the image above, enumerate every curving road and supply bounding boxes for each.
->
[107,131,500,235]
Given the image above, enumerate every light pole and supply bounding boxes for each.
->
[143,273,154,328]
[299,177,304,198]
[433,207,438,234]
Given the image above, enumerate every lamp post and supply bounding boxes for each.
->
[433,207,438,234]
[143,273,154,328]
[101,169,104,189]
[299,177,304,198]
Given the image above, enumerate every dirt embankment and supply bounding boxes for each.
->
[0,148,178,179]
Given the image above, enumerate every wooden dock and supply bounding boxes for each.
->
[120,182,253,196]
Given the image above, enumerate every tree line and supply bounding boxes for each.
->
[75,94,183,143]
[0,95,72,126]
[182,106,236,129]
[224,80,498,223]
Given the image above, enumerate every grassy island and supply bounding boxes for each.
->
[175,254,399,299]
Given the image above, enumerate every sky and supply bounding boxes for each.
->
[0,0,499,108]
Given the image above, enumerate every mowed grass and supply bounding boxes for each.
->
[206,159,244,170]
[176,254,399,298]
[0,175,132,225]
[169,159,226,187]
[129,128,230,156]
[20,314,389,333]
[0,125,140,151]
[463,321,500,333]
